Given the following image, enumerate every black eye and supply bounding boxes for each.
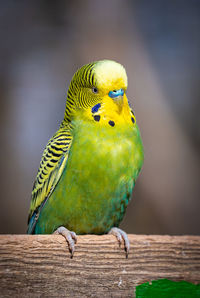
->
[92,87,98,94]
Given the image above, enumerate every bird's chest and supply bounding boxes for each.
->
[67,123,137,189]
[57,123,137,233]
[43,121,143,234]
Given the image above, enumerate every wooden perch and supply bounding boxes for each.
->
[0,235,200,297]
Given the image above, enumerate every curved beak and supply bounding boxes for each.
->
[108,88,124,107]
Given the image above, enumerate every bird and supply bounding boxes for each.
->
[27,60,144,258]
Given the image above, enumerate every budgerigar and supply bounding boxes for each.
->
[27,60,144,258]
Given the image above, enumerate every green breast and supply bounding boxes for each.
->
[35,120,144,234]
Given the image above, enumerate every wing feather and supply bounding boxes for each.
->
[27,127,72,233]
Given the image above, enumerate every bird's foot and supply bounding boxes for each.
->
[108,227,130,258]
[53,226,77,258]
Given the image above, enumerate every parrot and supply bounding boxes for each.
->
[27,60,144,258]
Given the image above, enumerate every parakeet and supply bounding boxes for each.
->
[27,60,144,258]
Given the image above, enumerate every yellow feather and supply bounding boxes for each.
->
[95,60,127,90]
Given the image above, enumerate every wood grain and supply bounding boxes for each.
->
[0,235,199,297]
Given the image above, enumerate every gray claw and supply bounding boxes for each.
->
[108,227,130,258]
[54,226,77,258]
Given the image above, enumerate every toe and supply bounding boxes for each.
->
[54,226,77,258]
[109,227,123,247]
[118,229,130,258]
[70,231,77,244]
[108,227,130,258]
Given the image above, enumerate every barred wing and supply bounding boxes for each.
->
[27,128,72,234]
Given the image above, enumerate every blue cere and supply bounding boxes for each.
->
[108,88,124,98]
[92,103,101,113]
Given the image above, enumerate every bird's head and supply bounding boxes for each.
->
[63,60,136,127]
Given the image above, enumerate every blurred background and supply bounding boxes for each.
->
[0,0,199,235]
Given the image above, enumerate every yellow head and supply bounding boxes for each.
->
[63,60,135,127]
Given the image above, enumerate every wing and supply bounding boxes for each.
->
[27,127,73,234]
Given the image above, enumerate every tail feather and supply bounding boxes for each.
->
[27,212,37,234]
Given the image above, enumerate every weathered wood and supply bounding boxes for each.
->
[0,235,199,297]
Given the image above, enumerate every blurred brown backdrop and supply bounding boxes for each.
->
[0,0,199,235]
